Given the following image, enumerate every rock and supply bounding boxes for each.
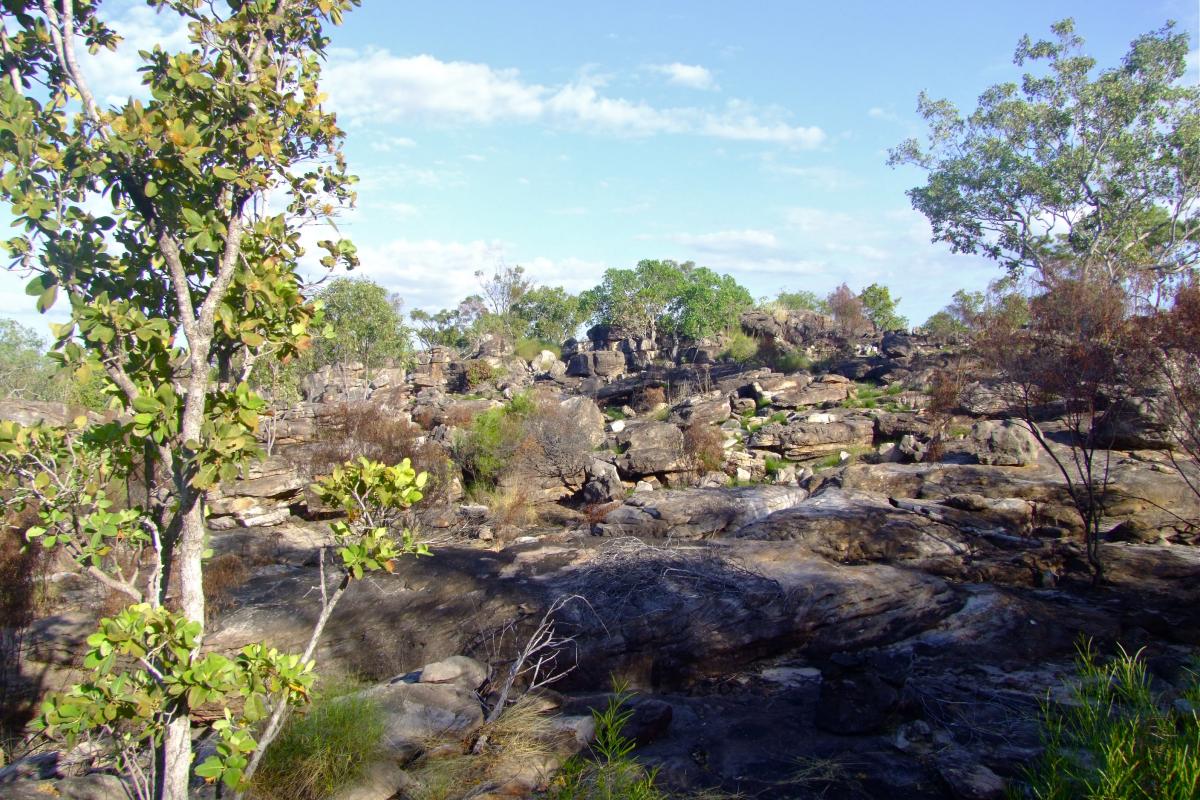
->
[670,391,732,426]
[593,485,808,539]
[898,434,927,462]
[936,748,1006,800]
[0,398,73,427]
[330,760,414,800]
[582,458,625,504]
[634,480,656,493]
[0,774,131,799]
[358,681,485,763]
[880,331,917,359]
[970,419,1040,466]
[561,695,673,745]
[815,673,899,734]
[733,487,973,565]
[529,349,562,373]
[559,396,606,449]
[419,655,489,691]
[609,419,626,433]
[748,416,874,461]
[770,375,853,408]
[1095,395,1177,450]
[615,421,686,477]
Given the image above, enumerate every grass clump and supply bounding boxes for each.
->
[517,338,562,362]
[720,330,759,364]
[249,683,384,800]
[842,382,883,409]
[603,406,627,422]
[769,349,812,374]
[1016,644,1199,800]
[547,680,664,800]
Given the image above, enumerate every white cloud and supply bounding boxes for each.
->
[368,136,417,152]
[342,238,604,312]
[868,106,901,123]
[81,4,191,107]
[666,229,780,254]
[651,62,717,90]
[766,163,860,190]
[324,50,824,147]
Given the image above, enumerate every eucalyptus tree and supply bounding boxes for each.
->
[889,18,1199,293]
[0,1,369,796]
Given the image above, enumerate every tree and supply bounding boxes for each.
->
[825,283,871,337]
[889,19,1199,291]
[511,285,587,345]
[0,318,55,400]
[581,259,752,345]
[974,269,1132,582]
[0,1,365,796]
[772,290,829,314]
[858,283,908,331]
[312,277,412,376]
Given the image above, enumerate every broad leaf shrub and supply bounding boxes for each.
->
[1016,645,1199,799]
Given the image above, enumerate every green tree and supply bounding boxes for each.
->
[858,283,908,331]
[582,259,752,344]
[772,290,829,314]
[313,277,411,375]
[889,19,1199,288]
[0,318,56,400]
[511,285,587,345]
[0,1,363,796]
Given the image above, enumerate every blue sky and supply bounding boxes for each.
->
[2,0,1198,334]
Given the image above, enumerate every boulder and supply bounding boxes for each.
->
[670,391,732,426]
[770,374,852,408]
[418,655,489,691]
[970,419,1040,466]
[559,396,606,449]
[748,416,874,461]
[1095,395,1177,450]
[357,681,485,763]
[733,488,973,565]
[615,421,687,477]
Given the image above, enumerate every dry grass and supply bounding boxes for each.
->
[405,696,563,800]
[634,386,666,413]
[683,420,725,473]
[479,484,537,531]
[202,552,250,620]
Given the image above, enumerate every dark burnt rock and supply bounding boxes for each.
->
[561,694,674,746]
[815,673,901,735]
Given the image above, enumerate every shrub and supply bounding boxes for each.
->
[635,386,666,413]
[548,681,664,800]
[249,684,385,800]
[1018,644,1200,799]
[770,349,812,374]
[515,337,561,362]
[684,420,725,472]
[463,359,496,390]
[721,330,759,363]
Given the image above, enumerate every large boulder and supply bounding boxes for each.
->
[767,374,852,409]
[593,485,808,539]
[356,680,485,763]
[1094,395,1177,450]
[669,391,732,426]
[748,415,874,461]
[615,421,687,477]
[560,396,606,449]
[969,419,1040,466]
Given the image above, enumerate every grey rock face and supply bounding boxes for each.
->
[970,419,1040,466]
[593,485,808,539]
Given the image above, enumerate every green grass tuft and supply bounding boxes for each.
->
[1016,644,1200,800]
[249,682,384,800]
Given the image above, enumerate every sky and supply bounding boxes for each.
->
[1,0,1198,335]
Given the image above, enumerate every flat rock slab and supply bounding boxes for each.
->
[594,484,808,539]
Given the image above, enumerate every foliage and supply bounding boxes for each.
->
[769,349,812,374]
[312,278,412,374]
[825,284,871,337]
[548,680,664,800]
[513,285,587,345]
[974,272,1132,581]
[462,359,496,390]
[516,337,561,362]
[858,284,908,331]
[0,1,365,791]
[582,260,752,343]
[720,330,759,363]
[451,394,537,491]
[0,318,106,407]
[34,603,315,794]
[476,263,534,341]
[771,290,829,314]
[890,18,1200,288]
[1017,644,1199,799]
[248,683,384,800]
[683,420,725,472]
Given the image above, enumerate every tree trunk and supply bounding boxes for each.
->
[158,714,192,800]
